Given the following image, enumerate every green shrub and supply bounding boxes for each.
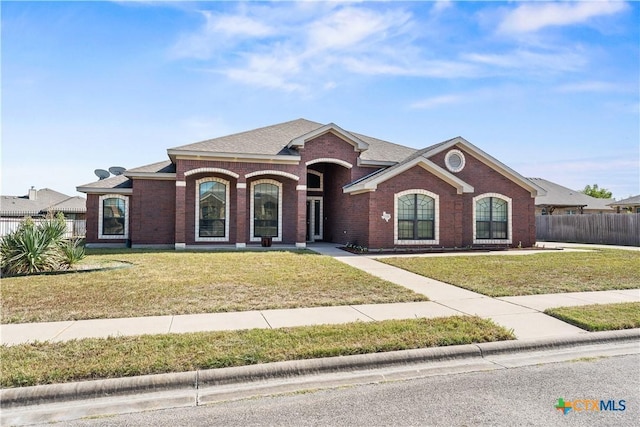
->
[0,213,85,276]
[60,238,86,268]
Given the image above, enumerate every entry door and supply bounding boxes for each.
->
[306,197,323,242]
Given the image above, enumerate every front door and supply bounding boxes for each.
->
[306,197,323,242]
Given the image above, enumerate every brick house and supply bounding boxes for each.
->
[77,119,544,249]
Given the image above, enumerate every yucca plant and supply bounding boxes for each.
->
[59,237,86,268]
[0,212,83,276]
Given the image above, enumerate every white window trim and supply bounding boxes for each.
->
[394,189,439,245]
[307,170,324,191]
[98,194,129,240]
[250,179,283,243]
[445,149,466,173]
[473,193,512,244]
[195,177,230,242]
[307,196,323,240]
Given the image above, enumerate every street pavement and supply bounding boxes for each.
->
[33,352,640,427]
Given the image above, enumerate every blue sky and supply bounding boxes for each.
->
[2,0,639,200]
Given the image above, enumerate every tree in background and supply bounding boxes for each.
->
[582,184,613,199]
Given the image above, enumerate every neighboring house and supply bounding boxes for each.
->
[528,178,614,215]
[0,187,86,219]
[77,119,545,250]
[0,188,86,237]
[608,195,640,214]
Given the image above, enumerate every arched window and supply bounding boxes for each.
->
[251,180,282,242]
[98,194,128,239]
[307,170,323,191]
[394,190,439,244]
[196,178,229,241]
[474,194,511,243]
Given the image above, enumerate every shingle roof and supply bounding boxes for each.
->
[529,178,614,211]
[168,118,417,163]
[77,161,175,191]
[125,160,175,174]
[0,188,86,215]
[608,194,640,207]
[76,175,132,190]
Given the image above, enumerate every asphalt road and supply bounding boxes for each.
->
[56,353,638,427]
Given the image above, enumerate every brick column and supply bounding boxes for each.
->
[296,184,307,248]
[236,182,247,248]
[174,180,186,250]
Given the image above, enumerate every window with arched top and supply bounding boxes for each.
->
[196,177,229,241]
[99,194,129,239]
[251,180,282,242]
[473,193,512,244]
[307,170,323,191]
[394,190,439,245]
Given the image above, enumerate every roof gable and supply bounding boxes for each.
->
[425,137,544,197]
[345,155,474,195]
[346,136,542,197]
[288,123,369,152]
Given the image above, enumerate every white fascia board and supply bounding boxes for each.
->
[344,157,473,195]
[357,158,397,167]
[288,123,369,152]
[76,186,133,195]
[167,150,300,165]
[124,172,177,180]
[425,137,545,197]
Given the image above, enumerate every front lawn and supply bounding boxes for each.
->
[545,302,640,332]
[379,249,639,297]
[0,316,513,388]
[1,250,427,324]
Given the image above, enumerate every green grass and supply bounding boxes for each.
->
[0,316,514,388]
[379,249,640,297]
[1,250,427,324]
[544,302,640,332]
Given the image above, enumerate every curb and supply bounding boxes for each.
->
[2,329,639,409]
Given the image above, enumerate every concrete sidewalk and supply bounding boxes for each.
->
[1,243,639,346]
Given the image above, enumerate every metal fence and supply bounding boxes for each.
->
[0,218,86,239]
[536,214,639,247]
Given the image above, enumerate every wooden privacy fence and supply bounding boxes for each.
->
[536,214,639,247]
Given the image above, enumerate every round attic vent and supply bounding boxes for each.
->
[445,149,465,173]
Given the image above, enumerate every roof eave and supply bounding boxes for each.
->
[76,186,133,195]
[425,137,545,197]
[167,149,300,165]
[288,123,369,152]
[344,157,474,195]
[125,172,177,180]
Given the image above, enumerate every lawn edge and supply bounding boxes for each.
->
[2,329,638,409]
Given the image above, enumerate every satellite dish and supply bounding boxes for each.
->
[109,166,126,176]
[94,169,110,180]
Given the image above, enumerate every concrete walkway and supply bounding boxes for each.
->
[1,243,638,346]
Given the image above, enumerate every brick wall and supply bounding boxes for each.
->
[130,180,175,245]
[367,165,459,248]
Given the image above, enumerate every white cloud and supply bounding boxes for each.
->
[170,10,277,59]
[464,49,586,74]
[498,1,629,34]
[410,94,464,109]
[223,49,306,93]
[343,57,479,78]
[206,13,275,38]
[307,7,411,52]
[431,1,453,15]
[555,81,621,93]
